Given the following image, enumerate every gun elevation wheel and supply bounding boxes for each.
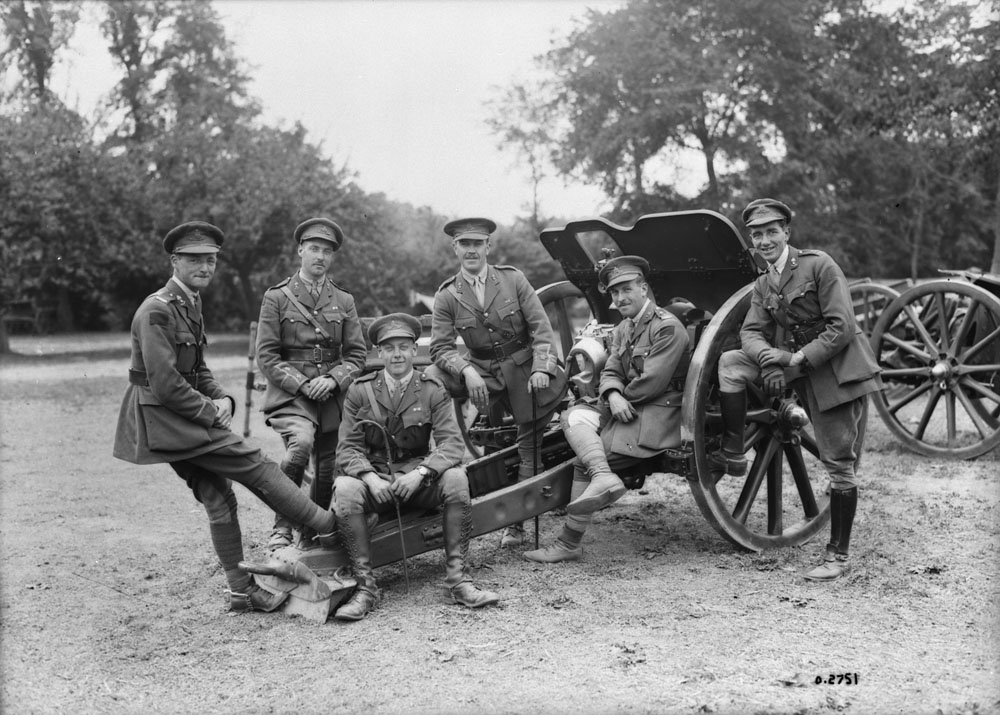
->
[682,285,830,552]
[870,279,1000,459]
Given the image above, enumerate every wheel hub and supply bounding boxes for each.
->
[930,360,954,388]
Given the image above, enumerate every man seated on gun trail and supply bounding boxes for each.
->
[331,313,500,621]
[524,256,690,563]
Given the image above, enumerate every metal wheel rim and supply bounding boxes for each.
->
[870,279,1000,459]
[683,285,830,552]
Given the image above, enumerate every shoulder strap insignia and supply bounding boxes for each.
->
[328,279,352,295]
[266,276,291,291]
[355,371,378,383]
[152,288,178,304]
[493,264,522,274]
[436,274,458,293]
[419,370,444,388]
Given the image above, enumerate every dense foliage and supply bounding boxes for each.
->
[0,0,996,349]
[490,0,998,279]
[0,0,482,342]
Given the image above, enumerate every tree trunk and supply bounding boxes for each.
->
[238,265,257,328]
[0,320,10,354]
[704,146,719,209]
[55,286,73,331]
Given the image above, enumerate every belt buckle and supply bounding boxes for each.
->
[311,345,325,363]
[493,344,506,361]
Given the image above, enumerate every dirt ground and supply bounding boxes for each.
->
[1,334,998,715]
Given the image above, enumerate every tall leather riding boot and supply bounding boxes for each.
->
[269,461,306,550]
[563,422,625,515]
[443,502,499,608]
[718,391,748,476]
[832,486,857,554]
[333,513,380,621]
[805,486,858,582]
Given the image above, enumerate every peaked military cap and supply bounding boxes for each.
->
[294,217,345,250]
[599,255,650,289]
[443,217,497,240]
[163,221,224,254]
[369,312,422,345]
[742,198,793,227]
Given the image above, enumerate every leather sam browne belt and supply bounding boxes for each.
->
[790,321,826,350]
[469,338,529,361]
[282,347,341,364]
[129,368,197,388]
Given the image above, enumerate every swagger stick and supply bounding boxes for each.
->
[532,390,540,550]
[355,419,410,593]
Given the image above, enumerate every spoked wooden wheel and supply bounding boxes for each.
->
[850,281,901,339]
[870,279,1000,459]
[456,281,589,458]
[682,285,830,552]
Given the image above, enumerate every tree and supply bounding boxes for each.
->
[99,0,256,145]
[486,82,560,236]
[0,0,80,106]
[497,0,996,278]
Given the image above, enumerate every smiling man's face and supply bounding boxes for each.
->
[171,253,217,291]
[452,237,490,275]
[749,220,790,265]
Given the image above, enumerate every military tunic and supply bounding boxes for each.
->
[113,274,333,529]
[256,273,367,431]
[337,370,465,479]
[430,264,567,422]
[740,246,882,411]
[114,278,243,465]
[596,301,690,458]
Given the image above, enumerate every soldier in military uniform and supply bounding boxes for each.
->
[255,217,368,550]
[331,313,500,621]
[429,217,568,549]
[715,198,882,581]
[524,256,690,563]
[113,222,340,613]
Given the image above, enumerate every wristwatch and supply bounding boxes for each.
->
[417,465,434,479]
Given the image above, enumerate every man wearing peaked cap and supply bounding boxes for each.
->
[428,216,569,550]
[255,216,367,551]
[293,217,345,250]
[599,255,650,289]
[741,198,793,227]
[368,312,422,344]
[524,255,691,563]
[442,217,497,239]
[715,197,882,582]
[162,221,225,254]
[114,221,342,615]
[332,312,500,620]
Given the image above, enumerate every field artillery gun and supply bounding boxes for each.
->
[868,269,1000,459]
[253,210,835,618]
